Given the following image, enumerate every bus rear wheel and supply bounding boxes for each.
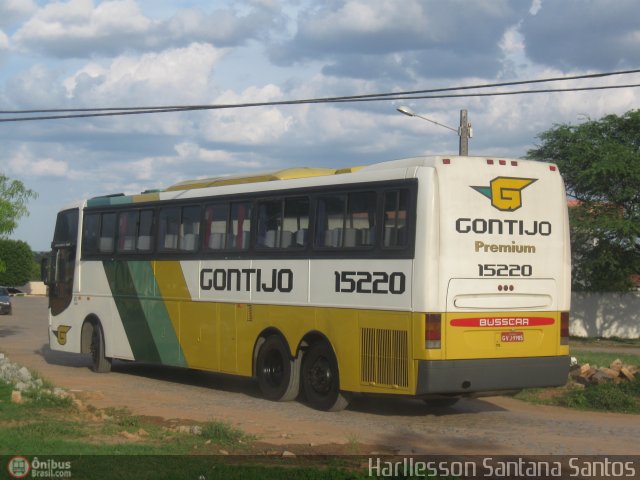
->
[256,335,300,402]
[301,341,348,412]
[90,322,112,373]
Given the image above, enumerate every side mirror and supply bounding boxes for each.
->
[41,256,51,286]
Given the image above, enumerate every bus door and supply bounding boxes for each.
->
[44,209,79,316]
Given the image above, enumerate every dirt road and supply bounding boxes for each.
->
[2,296,639,455]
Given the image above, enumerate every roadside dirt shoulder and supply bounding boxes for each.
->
[2,297,639,455]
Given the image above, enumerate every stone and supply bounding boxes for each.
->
[18,367,32,382]
[14,381,29,392]
[11,390,23,404]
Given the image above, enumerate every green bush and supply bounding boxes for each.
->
[0,239,34,286]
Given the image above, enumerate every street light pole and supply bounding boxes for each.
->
[397,106,472,156]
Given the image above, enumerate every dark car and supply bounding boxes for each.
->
[0,287,12,315]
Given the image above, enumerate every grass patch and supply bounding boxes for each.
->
[0,379,376,479]
[516,376,640,414]
[201,419,253,446]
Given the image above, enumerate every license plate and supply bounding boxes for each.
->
[501,331,524,342]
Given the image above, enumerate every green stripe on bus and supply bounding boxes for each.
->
[103,261,162,364]
[127,261,187,367]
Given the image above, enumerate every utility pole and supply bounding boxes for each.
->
[458,109,471,156]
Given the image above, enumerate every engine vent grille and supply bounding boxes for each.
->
[361,328,409,388]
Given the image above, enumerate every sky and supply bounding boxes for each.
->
[1,0,639,251]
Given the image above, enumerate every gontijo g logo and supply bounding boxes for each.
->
[472,177,537,212]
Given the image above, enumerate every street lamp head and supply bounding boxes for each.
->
[396,105,416,117]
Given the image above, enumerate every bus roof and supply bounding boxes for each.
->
[82,156,558,208]
[165,166,364,192]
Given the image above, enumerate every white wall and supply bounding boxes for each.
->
[18,281,47,296]
[571,292,640,339]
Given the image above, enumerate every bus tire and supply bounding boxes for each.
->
[301,341,348,412]
[90,322,112,373]
[256,335,300,402]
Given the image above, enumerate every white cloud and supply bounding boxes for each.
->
[63,43,224,105]
[12,0,284,58]
[0,0,37,28]
[270,0,528,79]
[4,64,68,107]
[499,26,525,56]
[13,0,151,57]
[124,142,262,185]
[174,142,237,165]
[8,146,70,178]
[0,30,9,50]
[203,85,293,144]
[529,0,542,15]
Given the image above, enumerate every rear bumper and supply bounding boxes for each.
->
[416,355,569,395]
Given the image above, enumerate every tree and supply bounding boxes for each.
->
[0,239,34,286]
[526,109,640,292]
[0,173,37,237]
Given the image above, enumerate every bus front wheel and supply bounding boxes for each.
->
[256,335,300,401]
[301,342,348,412]
[90,322,112,373]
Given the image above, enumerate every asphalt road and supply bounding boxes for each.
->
[1,296,639,455]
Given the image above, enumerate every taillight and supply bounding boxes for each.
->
[425,313,441,349]
[560,311,569,345]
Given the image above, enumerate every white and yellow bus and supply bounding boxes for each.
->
[44,156,570,411]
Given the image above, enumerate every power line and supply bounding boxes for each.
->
[1,73,640,123]
[2,68,640,115]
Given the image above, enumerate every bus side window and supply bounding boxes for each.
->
[99,213,116,253]
[257,199,282,249]
[118,211,138,252]
[316,192,376,249]
[137,210,154,252]
[383,190,408,248]
[229,202,251,250]
[284,197,309,248]
[180,206,201,252]
[82,213,100,254]
[158,207,180,251]
[257,197,310,249]
[315,195,346,248]
[346,191,376,247]
[204,204,229,250]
